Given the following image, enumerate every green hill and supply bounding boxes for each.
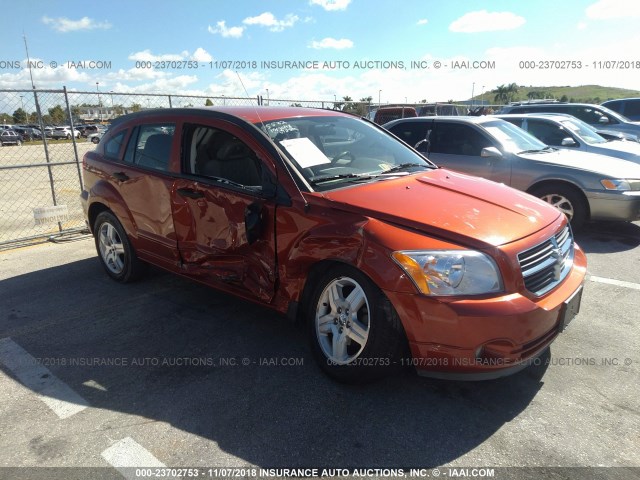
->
[470,84,640,105]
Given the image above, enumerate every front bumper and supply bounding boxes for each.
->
[587,190,640,222]
[385,246,587,380]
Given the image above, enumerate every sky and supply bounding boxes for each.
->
[1,0,640,104]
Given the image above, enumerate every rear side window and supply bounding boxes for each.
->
[388,122,429,148]
[126,124,175,171]
[104,131,126,160]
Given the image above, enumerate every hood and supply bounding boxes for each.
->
[591,140,640,162]
[322,169,560,247]
[519,149,640,178]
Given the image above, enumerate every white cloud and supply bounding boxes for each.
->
[309,0,351,11]
[191,48,213,62]
[208,21,245,38]
[309,37,354,49]
[105,68,168,82]
[242,12,299,32]
[417,19,429,26]
[449,10,525,33]
[128,49,186,62]
[42,16,112,32]
[577,21,588,30]
[586,0,640,19]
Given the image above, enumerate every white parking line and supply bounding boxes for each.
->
[102,437,176,480]
[588,275,640,291]
[0,337,89,419]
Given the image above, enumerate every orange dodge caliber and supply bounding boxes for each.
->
[81,107,586,382]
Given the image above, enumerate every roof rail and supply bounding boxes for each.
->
[509,99,564,106]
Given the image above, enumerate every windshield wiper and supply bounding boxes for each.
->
[380,163,432,174]
[309,173,376,185]
[518,147,554,154]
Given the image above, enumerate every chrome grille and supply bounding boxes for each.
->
[518,225,574,296]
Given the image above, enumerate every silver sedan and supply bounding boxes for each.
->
[496,113,640,164]
[383,116,640,229]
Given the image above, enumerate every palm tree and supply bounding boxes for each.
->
[494,85,509,104]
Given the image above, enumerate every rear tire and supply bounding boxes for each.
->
[531,184,587,230]
[307,264,407,383]
[93,211,146,283]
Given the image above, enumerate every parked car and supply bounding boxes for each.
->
[79,124,101,138]
[0,129,22,146]
[498,101,640,138]
[82,107,587,382]
[417,103,462,116]
[87,126,108,144]
[12,126,42,142]
[51,126,81,139]
[384,116,640,229]
[373,106,417,124]
[496,114,640,164]
[601,98,640,121]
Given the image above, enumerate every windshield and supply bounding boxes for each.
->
[560,118,607,144]
[598,104,632,123]
[259,115,434,191]
[482,120,548,153]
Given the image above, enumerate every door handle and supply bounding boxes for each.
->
[177,188,204,199]
[112,171,129,181]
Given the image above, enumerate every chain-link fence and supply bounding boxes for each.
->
[0,88,334,248]
[0,87,502,248]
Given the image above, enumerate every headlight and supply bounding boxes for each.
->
[392,250,503,296]
[600,179,630,191]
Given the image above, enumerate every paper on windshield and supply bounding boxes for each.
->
[279,137,331,168]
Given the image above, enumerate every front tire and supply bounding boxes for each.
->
[307,265,406,383]
[531,184,587,230]
[93,211,145,282]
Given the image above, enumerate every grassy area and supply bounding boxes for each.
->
[19,138,94,146]
[471,84,640,104]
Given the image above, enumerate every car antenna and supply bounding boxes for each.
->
[235,71,310,212]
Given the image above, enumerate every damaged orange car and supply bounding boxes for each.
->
[81,107,586,382]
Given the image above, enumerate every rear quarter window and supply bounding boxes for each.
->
[104,131,127,160]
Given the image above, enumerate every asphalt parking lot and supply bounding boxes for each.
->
[0,221,639,479]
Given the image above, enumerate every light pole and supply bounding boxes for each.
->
[109,91,114,119]
[96,82,101,123]
[471,82,475,109]
[378,89,382,106]
[481,85,485,106]
[19,95,24,112]
[266,88,269,106]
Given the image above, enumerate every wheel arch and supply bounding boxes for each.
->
[85,180,138,239]
[526,179,591,220]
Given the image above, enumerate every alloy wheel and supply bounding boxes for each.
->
[315,276,370,365]
[98,222,126,275]
[539,193,574,221]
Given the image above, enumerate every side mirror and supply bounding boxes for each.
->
[480,146,503,158]
[598,116,609,124]
[244,202,264,244]
[561,137,577,147]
